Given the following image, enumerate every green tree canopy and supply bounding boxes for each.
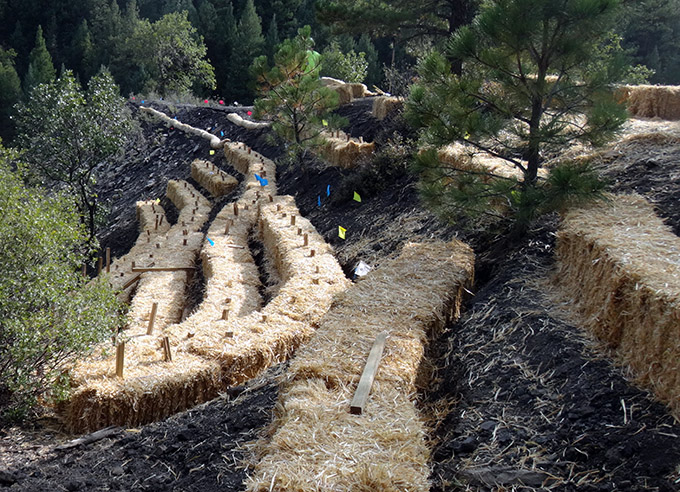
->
[231,0,265,102]
[253,25,340,158]
[0,145,123,421]
[23,25,56,93]
[16,69,134,244]
[407,0,627,230]
[0,48,22,140]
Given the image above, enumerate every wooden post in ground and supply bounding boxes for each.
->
[303,233,308,247]
[147,302,158,335]
[222,309,229,320]
[82,264,87,277]
[106,248,111,273]
[115,342,125,378]
[162,336,172,362]
[350,331,388,415]
[97,257,103,274]
[291,215,296,226]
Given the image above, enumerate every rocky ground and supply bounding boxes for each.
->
[1,101,679,491]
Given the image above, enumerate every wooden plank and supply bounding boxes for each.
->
[131,266,196,272]
[147,302,158,335]
[350,331,388,415]
[121,273,142,290]
[56,426,121,450]
[115,342,125,378]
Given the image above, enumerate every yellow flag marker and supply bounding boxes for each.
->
[322,119,328,126]
[210,150,215,155]
[338,226,346,240]
[353,191,362,202]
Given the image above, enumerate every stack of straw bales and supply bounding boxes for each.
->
[226,112,271,130]
[320,77,370,104]
[372,96,403,120]
[191,159,238,197]
[556,194,680,418]
[140,106,225,149]
[319,130,375,168]
[247,240,475,492]
[223,141,278,197]
[437,143,548,180]
[616,85,680,120]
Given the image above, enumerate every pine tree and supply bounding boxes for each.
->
[230,0,264,102]
[24,26,56,93]
[356,34,380,87]
[69,20,96,82]
[0,48,22,140]
[265,14,280,64]
[407,0,626,232]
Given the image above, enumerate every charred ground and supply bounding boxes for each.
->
[1,101,679,491]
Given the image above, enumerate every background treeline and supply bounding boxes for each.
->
[0,0,679,141]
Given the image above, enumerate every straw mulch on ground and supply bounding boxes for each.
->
[616,85,680,120]
[247,240,474,492]
[437,143,548,181]
[556,193,680,418]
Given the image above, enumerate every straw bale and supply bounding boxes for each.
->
[615,85,680,120]
[556,193,680,417]
[226,112,271,130]
[190,159,238,197]
[332,84,354,105]
[437,143,548,180]
[348,83,368,99]
[65,352,221,433]
[372,96,403,120]
[320,76,346,87]
[247,240,474,492]
[319,130,375,169]
[140,106,225,148]
[223,141,278,196]
[136,200,170,235]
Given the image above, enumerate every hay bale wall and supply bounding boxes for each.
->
[319,130,375,169]
[616,85,680,120]
[247,240,475,492]
[372,96,403,120]
[437,143,549,180]
[191,159,238,197]
[64,144,349,432]
[556,194,680,418]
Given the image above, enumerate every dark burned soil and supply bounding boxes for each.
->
[1,101,680,491]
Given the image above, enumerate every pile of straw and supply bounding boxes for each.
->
[140,106,225,149]
[616,85,680,120]
[372,96,403,120]
[226,112,271,130]
[247,240,475,492]
[319,130,375,169]
[191,159,238,197]
[437,143,548,180]
[320,77,370,104]
[556,193,680,418]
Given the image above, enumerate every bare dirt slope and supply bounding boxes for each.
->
[1,102,679,491]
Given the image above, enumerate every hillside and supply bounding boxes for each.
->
[1,100,680,492]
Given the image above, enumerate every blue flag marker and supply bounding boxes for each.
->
[141,100,145,104]
[326,185,331,197]
[207,238,215,246]
[260,178,268,186]
[318,195,321,207]
[220,131,224,137]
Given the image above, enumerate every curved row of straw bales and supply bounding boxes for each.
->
[191,158,238,197]
[62,113,350,432]
[140,106,225,148]
[556,193,680,418]
[226,112,271,130]
[247,240,475,492]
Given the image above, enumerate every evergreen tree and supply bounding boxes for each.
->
[407,0,627,232]
[231,0,265,102]
[265,14,280,64]
[69,20,96,82]
[0,48,21,140]
[253,25,340,162]
[357,34,381,87]
[24,25,56,93]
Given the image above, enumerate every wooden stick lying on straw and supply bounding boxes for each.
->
[350,331,387,415]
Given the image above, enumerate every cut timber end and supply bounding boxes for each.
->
[222,309,229,320]
[350,331,388,415]
[162,336,172,362]
[310,249,316,258]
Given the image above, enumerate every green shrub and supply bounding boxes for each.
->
[0,148,124,421]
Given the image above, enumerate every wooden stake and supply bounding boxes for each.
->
[315,265,320,274]
[147,302,158,335]
[310,249,315,257]
[155,216,158,230]
[82,264,87,277]
[268,195,273,202]
[225,223,230,234]
[350,331,388,415]
[303,233,308,247]
[106,248,111,273]
[276,204,281,211]
[297,227,302,235]
[312,278,319,285]
[97,257,103,274]
[183,238,187,246]
[222,309,229,320]
[291,215,296,226]
[115,342,125,378]
[162,336,172,362]
[233,203,238,216]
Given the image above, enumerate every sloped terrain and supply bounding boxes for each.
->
[1,101,679,491]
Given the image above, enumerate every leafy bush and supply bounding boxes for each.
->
[320,41,368,83]
[0,148,123,421]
